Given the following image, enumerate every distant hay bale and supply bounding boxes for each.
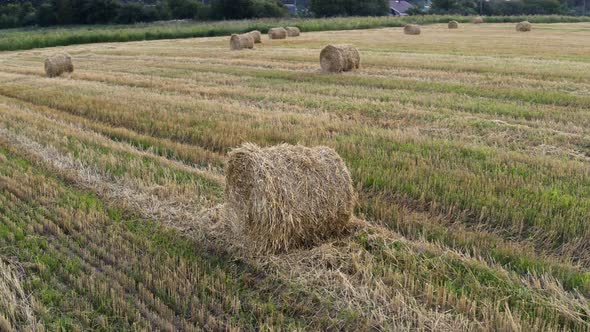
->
[249,30,262,43]
[268,27,287,40]
[473,16,484,24]
[516,21,532,32]
[230,33,255,50]
[225,143,356,253]
[44,53,73,78]
[285,26,301,37]
[448,20,459,29]
[403,24,421,35]
[320,44,360,73]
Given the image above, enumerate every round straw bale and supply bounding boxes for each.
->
[225,143,356,253]
[285,26,301,37]
[448,20,459,29]
[472,16,484,24]
[230,33,255,50]
[249,30,262,43]
[268,27,287,40]
[516,21,532,32]
[320,44,360,73]
[44,53,74,78]
[403,24,421,35]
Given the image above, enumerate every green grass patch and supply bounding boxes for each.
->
[1,15,589,51]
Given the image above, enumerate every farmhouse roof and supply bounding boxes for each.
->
[389,0,414,15]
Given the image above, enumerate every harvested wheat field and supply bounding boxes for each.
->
[0,22,590,331]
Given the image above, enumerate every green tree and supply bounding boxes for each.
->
[522,0,563,14]
[82,0,120,24]
[310,0,388,17]
[167,0,208,19]
[430,0,478,14]
[37,2,57,26]
[249,0,288,18]
[211,0,252,19]
[116,2,144,23]
[310,0,348,16]
[481,0,564,15]
[53,0,75,24]
[18,2,37,25]
[347,0,389,16]
[0,4,20,28]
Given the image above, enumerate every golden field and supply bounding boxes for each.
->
[0,22,589,331]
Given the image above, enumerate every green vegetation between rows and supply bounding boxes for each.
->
[1,136,589,330]
[0,146,343,330]
[1,15,590,52]
[1,94,588,298]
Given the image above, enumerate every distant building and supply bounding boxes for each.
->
[282,0,308,14]
[284,4,297,14]
[389,0,414,16]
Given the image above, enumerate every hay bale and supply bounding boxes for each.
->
[44,53,73,78]
[320,44,360,73]
[268,27,287,40]
[285,26,301,37]
[226,143,356,253]
[448,20,459,29]
[473,16,484,24]
[403,24,421,35]
[516,21,532,32]
[249,30,262,43]
[230,33,255,50]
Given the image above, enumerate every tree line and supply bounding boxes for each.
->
[0,0,288,28]
[0,0,586,29]
[428,0,586,16]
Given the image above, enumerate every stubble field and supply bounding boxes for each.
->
[0,22,590,331]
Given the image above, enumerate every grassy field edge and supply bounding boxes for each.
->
[1,15,590,52]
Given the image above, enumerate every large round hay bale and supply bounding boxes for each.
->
[249,30,262,43]
[230,33,255,50]
[473,16,484,24]
[226,143,356,253]
[44,53,73,78]
[448,20,459,29]
[320,44,360,73]
[403,24,421,35]
[516,21,532,32]
[285,26,301,37]
[268,27,287,40]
